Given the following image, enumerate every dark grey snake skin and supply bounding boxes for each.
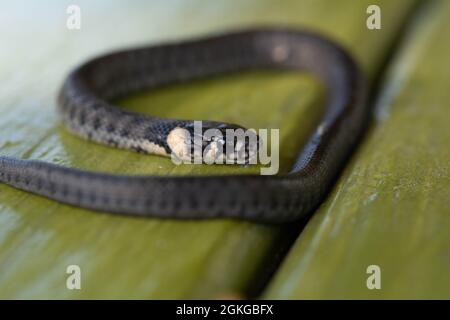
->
[0,28,368,223]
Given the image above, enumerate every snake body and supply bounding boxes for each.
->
[0,28,368,222]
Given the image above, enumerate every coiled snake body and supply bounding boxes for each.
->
[0,28,368,222]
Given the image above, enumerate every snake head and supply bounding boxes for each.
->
[167,121,259,165]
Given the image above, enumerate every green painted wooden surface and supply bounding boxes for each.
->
[0,0,417,298]
[265,0,450,299]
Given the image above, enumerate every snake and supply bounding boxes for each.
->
[0,28,369,223]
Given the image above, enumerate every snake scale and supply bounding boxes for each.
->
[0,28,369,223]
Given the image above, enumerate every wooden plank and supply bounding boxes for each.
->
[0,0,416,298]
[265,0,450,299]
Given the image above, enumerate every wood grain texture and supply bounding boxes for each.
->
[0,0,416,298]
[265,0,450,299]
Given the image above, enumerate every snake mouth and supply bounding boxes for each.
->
[167,123,259,165]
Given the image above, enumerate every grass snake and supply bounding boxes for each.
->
[0,28,369,223]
